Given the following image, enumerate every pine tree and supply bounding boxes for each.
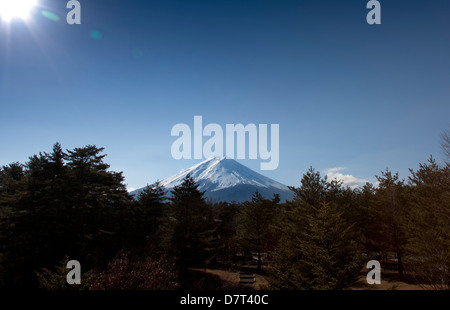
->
[289,167,328,211]
[135,181,166,245]
[270,201,361,289]
[357,182,376,254]
[404,157,450,289]
[213,202,241,265]
[369,169,407,278]
[0,162,25,287]
[1,143,133,287]
[64,145,133,267]
[269,168,361,289]
[0,162,25,197]
[237,191,279,271]
[298,202,361,289]
[166,174,216,272]
[2,143,71,287]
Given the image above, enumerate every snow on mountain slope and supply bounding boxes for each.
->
[131,157,294,202]
[160,156,287,191]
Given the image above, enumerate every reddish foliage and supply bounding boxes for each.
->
[89,253,179,290]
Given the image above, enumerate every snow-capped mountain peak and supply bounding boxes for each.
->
[160,157,286,192]
[131,157,293,202]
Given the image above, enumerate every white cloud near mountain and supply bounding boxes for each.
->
[324,167,369,189]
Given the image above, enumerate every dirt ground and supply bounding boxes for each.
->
[197,268,426,290]
[351,270,426,290]
[191,268,269,289]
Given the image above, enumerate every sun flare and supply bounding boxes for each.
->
[0,0,37,22]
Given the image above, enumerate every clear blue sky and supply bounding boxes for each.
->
[1,0,449,190]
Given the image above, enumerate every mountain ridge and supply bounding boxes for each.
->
[130,157,294,202]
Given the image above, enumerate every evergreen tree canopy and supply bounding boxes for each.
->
[0,143,132,288]
[289,167,328,210]
[237,191,279,270]
[369,169,407,278]
[166,174,216,272]
[134,181,167,246]
[405,157,450,289]
[298,202,360,289]
[270,170,361,289]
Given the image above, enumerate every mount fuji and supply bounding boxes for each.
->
[130,157,294,203]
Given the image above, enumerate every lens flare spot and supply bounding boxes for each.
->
[89,30,102,40]
[41,10,60,22]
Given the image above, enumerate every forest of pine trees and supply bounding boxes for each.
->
[0,139,449,290]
